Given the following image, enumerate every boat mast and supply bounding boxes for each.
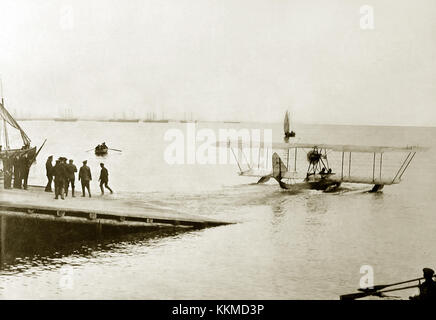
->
[0,78,10,150]
[0,78,31,148]
[3,112,9,150]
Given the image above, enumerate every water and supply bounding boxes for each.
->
[0,121,435,299]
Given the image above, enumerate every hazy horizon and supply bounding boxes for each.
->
[1,0,435,126]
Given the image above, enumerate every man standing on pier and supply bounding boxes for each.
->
[65,159,77,197]
[3,153,13,189]
[53,158,67,200]
[20,153,32,190]
[45,155,54,192]
[79,160,92,197]
[13,154,22,189]
[99,163,113,195]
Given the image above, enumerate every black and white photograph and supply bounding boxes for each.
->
[0,0,435,306]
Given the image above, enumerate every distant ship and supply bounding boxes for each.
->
[107,119,140,123]
[143,112,169,123]
[54,108,78,122]
[180,112,197,123]
[107,112,140,123]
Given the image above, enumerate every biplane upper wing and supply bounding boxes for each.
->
[215,140,428,153]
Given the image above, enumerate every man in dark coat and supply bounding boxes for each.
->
[78,160,92,197]
[2,153,13,189]
[13,155,22,189]
[99,163,113,195]
[45,155,54,192]
[53,158,67,200]
[20,153,32,190]
[410,268,436,300]
[65,159,77,197]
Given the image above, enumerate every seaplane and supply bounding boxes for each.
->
[216,112,427,193]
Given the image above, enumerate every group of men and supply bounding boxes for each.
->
[45,156,113,200]
[2,151,32,190]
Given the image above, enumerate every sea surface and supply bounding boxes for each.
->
[0,120,435,299]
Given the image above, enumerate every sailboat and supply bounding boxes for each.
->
[284,110,296,140]
[143,112,169,123]
[0,94,41,188]
[54,107,78,122]
[108,111,140,123]
[180,112,197,123]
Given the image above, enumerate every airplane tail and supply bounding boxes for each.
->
[272,152,287,182]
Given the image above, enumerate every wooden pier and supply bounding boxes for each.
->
[0,186,232,231]
[0,186,234,264]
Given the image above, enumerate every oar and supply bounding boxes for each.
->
[85,148,94,152]
[341,284,420,300]
[109,148,122,152]
[357,276,424,293]
[340,278,424,300]
[378,284,419,295]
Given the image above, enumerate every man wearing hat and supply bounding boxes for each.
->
[65,159,77,197]
[3,152,13,189]
[45,155,54,192]
[20,152,32,190]
[78,160,92,197]
[410,268,436,300]
[98,162,113,195]
[53,158,67,200]
[12,154,22,189]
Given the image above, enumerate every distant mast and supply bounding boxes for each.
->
[1,78,10,149]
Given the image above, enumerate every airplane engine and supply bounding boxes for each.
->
[307,150,322,164]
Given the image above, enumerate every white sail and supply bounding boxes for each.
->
[284,111,290,134]
[0,98,31,149]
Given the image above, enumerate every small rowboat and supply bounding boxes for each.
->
[95,146,108,156]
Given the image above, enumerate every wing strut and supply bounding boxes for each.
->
[341,151,344,180]
[391,152,416,184]
[294,148,297,172]
[372,153,376,183]
[230,147,243,173]
[397,152,416,181]
[379,153,383,181]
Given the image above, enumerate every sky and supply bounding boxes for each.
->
[0,0,435,125]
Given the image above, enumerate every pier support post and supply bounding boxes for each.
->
[96,221,102,239]
[0,216,6,267]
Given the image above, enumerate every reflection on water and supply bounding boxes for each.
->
[0,219,186,272]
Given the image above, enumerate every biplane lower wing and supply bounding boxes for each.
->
[327,175,397,185]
